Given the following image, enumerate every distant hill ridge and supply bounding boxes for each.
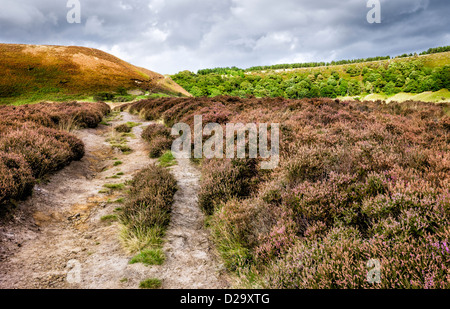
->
[0,43,191,104]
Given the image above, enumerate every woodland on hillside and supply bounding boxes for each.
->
[173,53,450,99]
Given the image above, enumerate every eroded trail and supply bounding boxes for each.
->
[0,111,227,289]
[145,159,227,289]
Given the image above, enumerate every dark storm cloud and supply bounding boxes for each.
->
[0,0,449,74]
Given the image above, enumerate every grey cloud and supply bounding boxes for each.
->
[0,0,449,74]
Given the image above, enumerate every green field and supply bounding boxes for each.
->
[339,89,450,103]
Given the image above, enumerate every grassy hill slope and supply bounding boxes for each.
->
[171,50,450,102]
[0,44,191,105]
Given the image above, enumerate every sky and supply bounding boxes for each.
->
[0,0,449,74]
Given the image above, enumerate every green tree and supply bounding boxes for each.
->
[320,85,336,98]
[209,87,222,97]
[383,81,396,95]
[348,80,362,96]
[337,79,348,96]
[190,86,204,97]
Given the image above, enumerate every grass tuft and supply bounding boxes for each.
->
[158,151,177,167]
[129,248,165,266]
[119,225,164,253]
[139,278,162,289]
[103,183,125,190]
[101,214,118,222]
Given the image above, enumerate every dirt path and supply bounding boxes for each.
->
[0,111,227,289]
[143,158,228,288]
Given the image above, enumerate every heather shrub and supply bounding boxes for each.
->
[0,102,108,206]
[127,164,178,200]
[120,164,178,250]
[366,198,449,240]
[0,152,34,205]
[254,208,299,264]
[283,145,334,184]
[265,230,449,289]
[148,136,174,158]
[210,198,278,270]
[265,227,370,289]
[141,123,171,142]
[196,104,232,124]
[163,99,203,127]
[36,127,85,161]
[141,123,174,158]
[122,96,450,289]
[115,123,132,133]
[0,128,73,178]
[199,158,259,215]
[57,101,109,129]
[0,102,110,130]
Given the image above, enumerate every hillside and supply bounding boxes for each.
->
[0,44,191,104]
[171,50,450,102]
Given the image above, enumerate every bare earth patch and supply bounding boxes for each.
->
[0,111,227,289]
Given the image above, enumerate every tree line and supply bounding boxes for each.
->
[195,46,450,75]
